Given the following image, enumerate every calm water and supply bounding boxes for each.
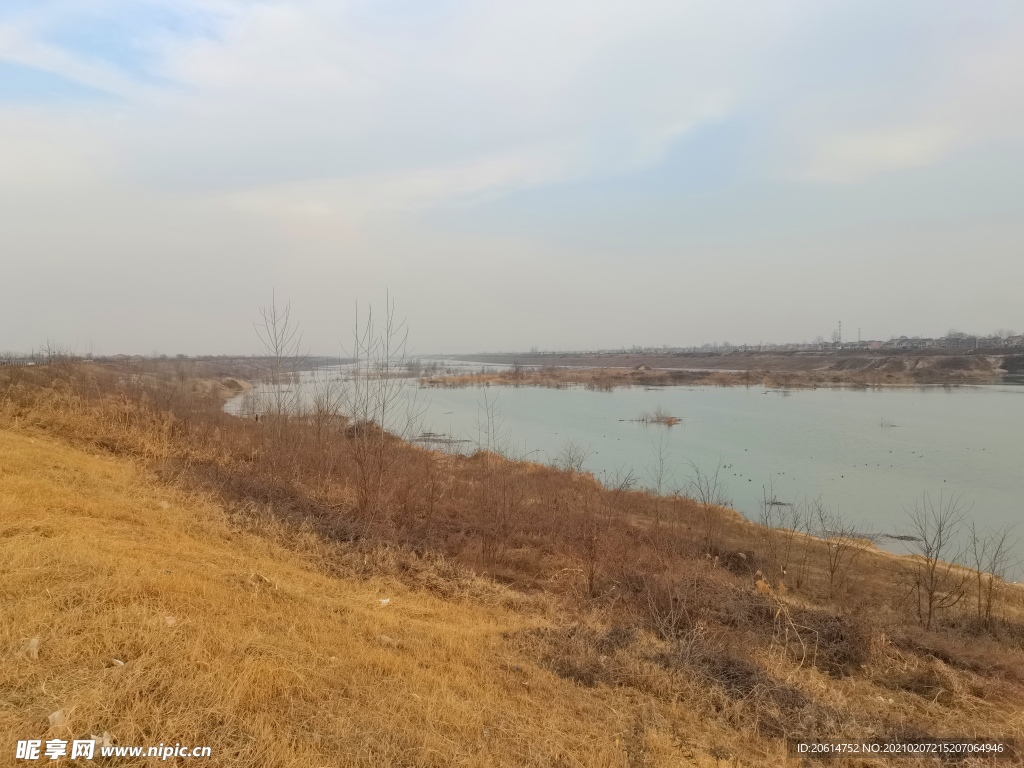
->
[228,370,1024,544]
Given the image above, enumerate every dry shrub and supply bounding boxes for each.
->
[940,613,1024,652]
[660,644,846,741]
[628,564,775,643]
[714,548,758,576]
[788,606,873,677]
[714,587,777,632]
[889,659,963,706]
[521,611,848,743]
[514,624,639,688]
[635,570,716,640]
[893,631,1024,689]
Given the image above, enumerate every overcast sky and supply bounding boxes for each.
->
[1,1,1022,354]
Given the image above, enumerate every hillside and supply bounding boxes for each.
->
[2,361,1023,766]
[0,427,710,766]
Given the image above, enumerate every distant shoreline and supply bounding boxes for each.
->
[420,350,1020,390]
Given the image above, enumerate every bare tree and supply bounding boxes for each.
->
[38,339,78,373]
[474,389,510,456]
[646,434,672,496]
[470,391,526,567]
[684,459,730,553]
[968,521,1019,625]
[787,498,817,591]
[552,439,593,474]
[309,368,345,451]
[812,500,867,600]
[340,296,425,526]
[253,293,306,433]
[601,465,639,493]
[900,492,972,630]
[573,485,618,597]
[758,478,800,580]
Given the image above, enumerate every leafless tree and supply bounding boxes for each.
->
[309,368,345,450]
[469,390,526,567]
[38,339,78,373]
[758,479,800,580]
[552,439,593,474]
[601,466,639,492]
[646,434,672,496]
[252,293,306,433]
[812,500,867,600]
[342,294,424,523]
[684,459,730,553]
[573,485,618,597]
[900,492,972,630]
[787,498,816,591]
[474,389,510,456]
[968,521,1019,625]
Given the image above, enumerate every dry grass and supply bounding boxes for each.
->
[0,428,726,766]
[3,361,1024,766]
[639,407,681,426]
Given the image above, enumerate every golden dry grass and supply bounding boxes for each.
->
[0,427,745,767]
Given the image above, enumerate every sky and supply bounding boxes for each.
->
[1,0,1022,355]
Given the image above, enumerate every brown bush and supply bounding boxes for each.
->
[789,606,874,677]
[889,660,963,706]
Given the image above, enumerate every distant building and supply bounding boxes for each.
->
[888,337,929,350]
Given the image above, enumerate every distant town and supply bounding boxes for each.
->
[684,330,1023,354]
[515,329,1024,357]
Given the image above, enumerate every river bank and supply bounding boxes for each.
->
[431,350,1020,389]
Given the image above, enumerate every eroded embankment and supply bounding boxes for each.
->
[428,351,1012,389]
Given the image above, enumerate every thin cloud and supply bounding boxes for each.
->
[803,125,960,183]
[1,1,1022,353]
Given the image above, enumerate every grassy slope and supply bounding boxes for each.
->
[0,428,726,767]
[3,365,1023,767]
